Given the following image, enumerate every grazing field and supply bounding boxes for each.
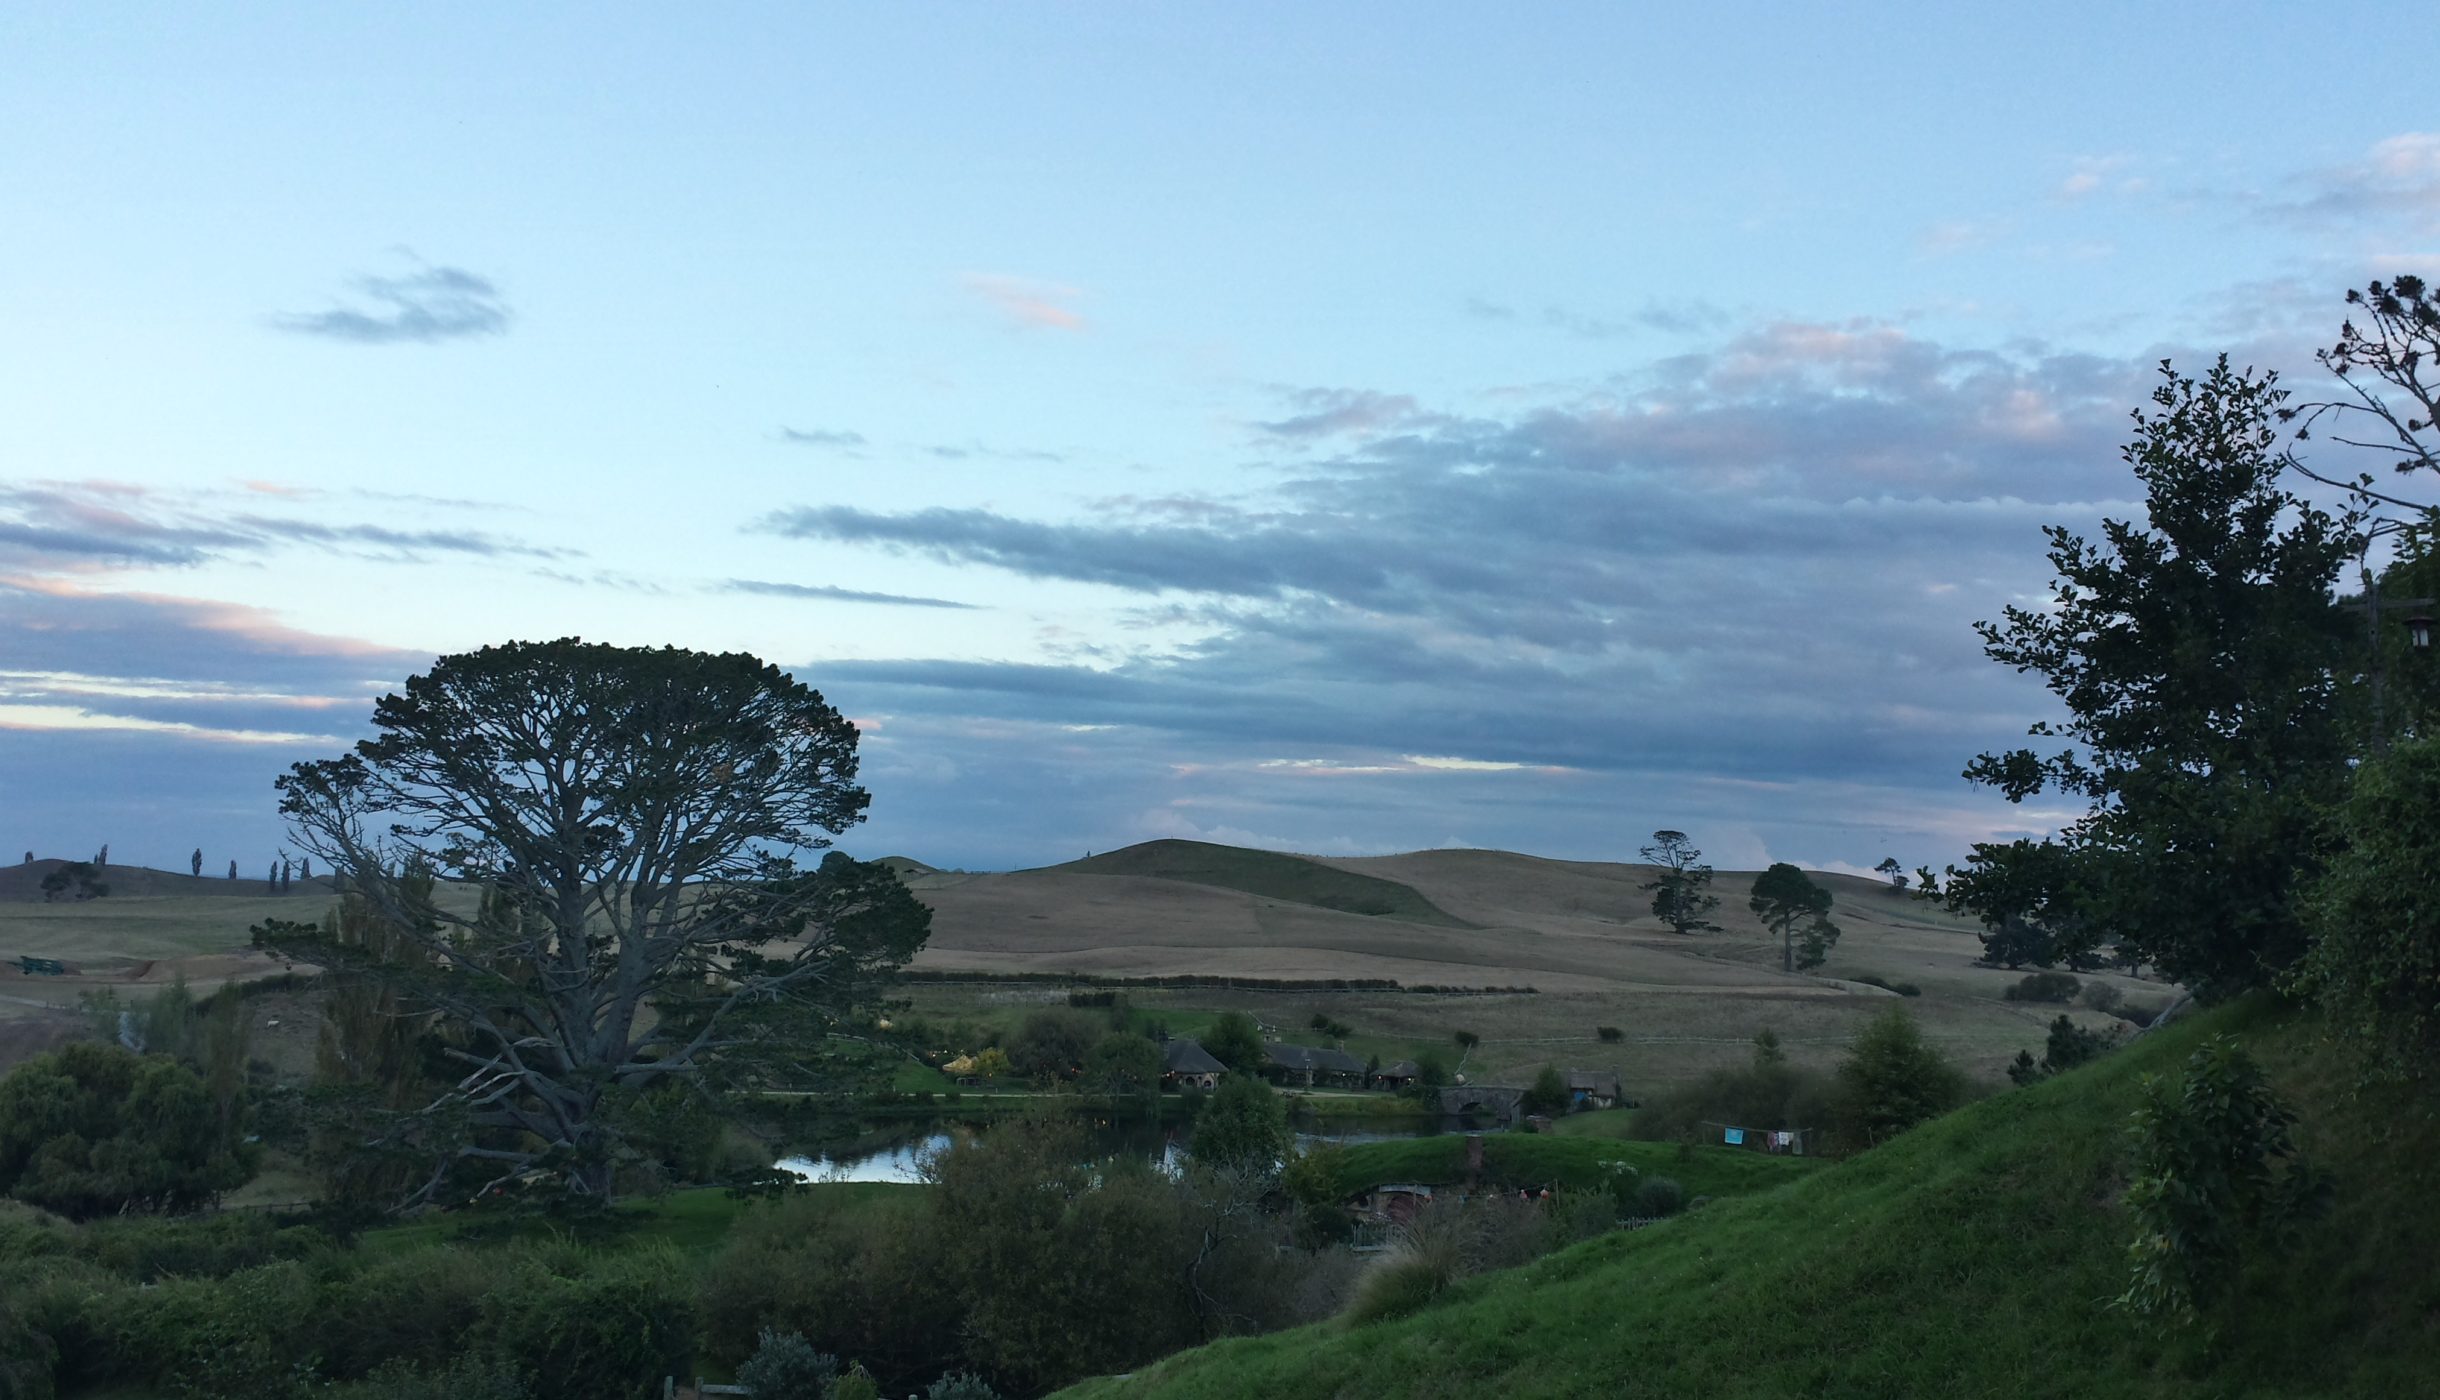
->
[2,841,2171,1086]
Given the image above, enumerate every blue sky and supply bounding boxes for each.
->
[4,4,2436,874]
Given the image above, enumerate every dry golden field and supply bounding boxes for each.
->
[0,843,2164,1085]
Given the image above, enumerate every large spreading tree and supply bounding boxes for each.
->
[1748,862,1840,972]
[263,639,931,1204]
[1937,359,2361,999]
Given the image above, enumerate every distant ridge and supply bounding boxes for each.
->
[0,857,329,903]
[1040,839,1476,929]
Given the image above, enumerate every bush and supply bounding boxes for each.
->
[2121,1036,2330,1322]
[1343,1253,1448,1325]
[476,1246,696,1400]
[1520,1065,1569,1116]
[1006,1010,1100,1082]
[1853,975,1923,997]
[110,1257,326,1397]
[1189,1074,1288,1173]
[1633,1176,1687,1218]
[735,1328,837,1400]
[924,1374,1001,1400]
[2004,971,2082,1004]
[828,1367,880,1400]
[1595,1026,1624,1043]
[326,1356,532,1400]
[0,1041,255,1219]
[697,1190,957,1394]
[1835,1006,1970,1148]
[324,1246,499,1379]
[2297,734,2440,1071]
[2079,981,2124,1013]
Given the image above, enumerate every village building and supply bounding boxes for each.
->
[1565,1070,1625,1110]
[1371,1058,1422,1090]
[1261,1042,1367,1088]
[1160,1036,1225,1091]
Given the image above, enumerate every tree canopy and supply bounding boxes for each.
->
[262,639,930,1203]
[1748,863,1840,973]
[0,1041,255,1218]
[1938,360,2362,1000]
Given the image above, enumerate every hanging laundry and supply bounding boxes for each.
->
[1723,1127,1745,1146]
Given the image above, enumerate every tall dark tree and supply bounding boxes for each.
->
[190,848,203,878]
[260,639,929,1204]
[1749,862,1840,972]
[226,859,238,880]
[1941,360,2361,1000]
[1640,830,1719,936]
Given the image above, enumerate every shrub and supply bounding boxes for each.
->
[2080,981,2125,1013]
[1633,1176,1687,1218]
[1853,975,1922,997]
[2003,971,2082,1004]
[1834,1006,1969,1148]
[476,1246,695,1400]
[324,1246,499,1379]
[1595,1026,1624,1043]
[1189,1074,1288,1173]
[2296,734,2440,1072]
[0,1042,255,1219]
[735,1328,838,1400]
[1342,1253,1448,1325]
[828,1366,881,1400]
[326,1356,532,1400]
[2121,1036,2330,1322]
[697,1191,957,1395]
[923,1374,1001,1400]
[1006,1010,1100,1081]
[110,1257,326,1397]
[1520,1065,1569,1116]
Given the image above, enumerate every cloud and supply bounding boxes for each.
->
[761,317,2164,853]
[961,273,1086,331]
[781,427,869,450]
[720,578,980,610]
[2057,153,2147,202]
[1919,218,2007,257]
[2264,132,2440,231]
[272,262,511,344]
[1465,297,1727,339]
[0,482,565,573]
[1256,388,1442,440]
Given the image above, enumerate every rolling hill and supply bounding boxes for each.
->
[1058,999,2440,1399]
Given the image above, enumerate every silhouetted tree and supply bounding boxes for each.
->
[191,848,203,878]
[1940,361,2360,1000]
[260,639,927,1204]
[1874,856,1907,890]
[227,859,238,880]
[1641,830,1719,936]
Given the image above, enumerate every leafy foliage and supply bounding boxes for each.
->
[2003,971,2082,1004]
[2295,734,2440,1072]
[0,1042,255,1219]
[1941,361,2362,1000]
[2009,1015,2112,1087]
[2120,1036,2329,1324]
[1521,1064,1569,1116]
[736,1327,839,1400]
[1834,1007,1969,1149]
[1200,1012,1265,1073]
[1191,1074,1289,1174]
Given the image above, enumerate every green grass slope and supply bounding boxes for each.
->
[1320,1134,1823,1201]
[1046,840,1474,928]
[1063,1001,2440,1400]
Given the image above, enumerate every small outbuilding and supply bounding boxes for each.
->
[1161,1037,1226,1091]
[1565,1071,1625,1109]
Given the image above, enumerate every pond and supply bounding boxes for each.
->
[777,1109,1469,1184]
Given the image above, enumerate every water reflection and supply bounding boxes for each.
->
[776,1112,1463,1185]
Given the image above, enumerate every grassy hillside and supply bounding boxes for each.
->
[1062,1001,2440,1399]
[1049,840,1475,928]
[1322,1133,1824,1201]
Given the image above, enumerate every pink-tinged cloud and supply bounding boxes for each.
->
[962,273,1086,331]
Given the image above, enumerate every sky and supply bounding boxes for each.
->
[4,4,2437,876]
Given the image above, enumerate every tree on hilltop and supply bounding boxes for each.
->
[1750,863,1840,972]
[258,639,930,1205]
[1641,830,1719,936]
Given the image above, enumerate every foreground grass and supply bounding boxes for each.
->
[1062,1000,2440,1399]
[1321,1132,1822,1200]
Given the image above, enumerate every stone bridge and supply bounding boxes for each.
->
[1436,1084,1526,1127]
